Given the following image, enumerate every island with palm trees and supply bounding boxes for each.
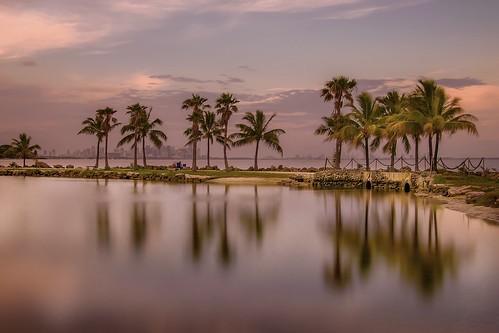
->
[0,76,497,213]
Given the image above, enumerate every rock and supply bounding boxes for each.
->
[53,164,63,168]
[66,164,74,169]
[465,191,485,204]
[447,185,472,197]
[400,166,412,172]
[34,161,51,168]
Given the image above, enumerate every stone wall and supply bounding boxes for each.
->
[313,170,433,192]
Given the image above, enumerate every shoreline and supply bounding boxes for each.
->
[0,167,497,223]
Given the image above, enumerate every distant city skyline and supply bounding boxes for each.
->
[1,0,499,158]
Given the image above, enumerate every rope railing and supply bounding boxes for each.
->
[324,156,489,172]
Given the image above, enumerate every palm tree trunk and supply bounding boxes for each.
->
[104,134,110,169]
[133,134,138,169]
[334,139,342,169]
[428,135,433,172]
[223,125,229,170]
[192,140,198,171]
[390,147,395,171]
[414,136,420,172]
[207,139,211,167]
[365,137,370,171]
[433,133,440,173]
[23,155,26,168]
[254,140,260,170]
[95,139,101,169]
[142,136,147,167]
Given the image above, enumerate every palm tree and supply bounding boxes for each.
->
[379,91,411,171]
[118,103,148,169]
[341,92,383,170]
[215,93,239,169]
[78,115,104,168]
[389,95,426,171]
[139,108,168,167]
[232,110,286,170]
[412,79,478,171]
[200,111,223,168]
[320,76,357,168]
[7,133,41,167]
[182,94,210,171]
[315,114,350,163]
[96,107,120,170]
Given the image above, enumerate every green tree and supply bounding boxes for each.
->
[200,111,223,168]
[182,94,210,171]
[118,103,148,169]
[78,115,105,168]
[7,133,41,167]
[341,92,384,170]
[389,95,426,171]
[412,80,478,171]
[138,108,167,167]
[215,92,239,169]
[96,107,120,170]
[320,76,357,168]
[379,91,411,171]
[232,110,286,170]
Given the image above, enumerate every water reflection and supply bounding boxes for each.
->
[96,179,111,250]
[320,190,458,298]
[189,184,281,267]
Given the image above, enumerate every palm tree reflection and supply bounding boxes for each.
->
[188,184,280,268]
[96,179,111,251]
[321,191,458,299]
[131,180,147,253]
[323,191,352,290]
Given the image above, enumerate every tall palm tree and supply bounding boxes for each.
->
[412,79,478,171]
[182,94,210,171]
[389,95,426,171]
[8,133,41,167]
[379,91,411,171]
[78,115,104,168]
[200,111,223,168]
[341,92,383,170]
[139,108,167,167]
[320,76,357,168]
[118,103,147,169]
[215,92,239,169]
[232,110,286,170]
[96,107,120,170]
[315,114,350,162]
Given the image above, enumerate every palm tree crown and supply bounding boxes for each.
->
[78,115,105,168]
[320,75,357,168]
[182,94,210,171]
[118,103,148,169]
[341,92,384,170]
[232,110,286,170]
[96,107,120,169]
[8,133,41,167]
[200,111,223,167]
[215,92,239,169]
[412,79,478,171]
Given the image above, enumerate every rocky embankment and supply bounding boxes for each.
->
[312,169,432,192]
[0,168,210,183]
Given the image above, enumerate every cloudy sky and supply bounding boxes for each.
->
[1,0,498,158]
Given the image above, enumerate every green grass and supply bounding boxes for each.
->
[433,173,499,189]
[105,168,295,179]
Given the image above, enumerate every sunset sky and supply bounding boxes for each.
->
[1,0,498,158]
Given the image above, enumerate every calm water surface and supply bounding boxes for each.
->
[0,177,498,332]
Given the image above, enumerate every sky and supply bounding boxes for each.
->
[1,0,499,159]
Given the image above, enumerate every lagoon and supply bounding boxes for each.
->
[0,177,498,332]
